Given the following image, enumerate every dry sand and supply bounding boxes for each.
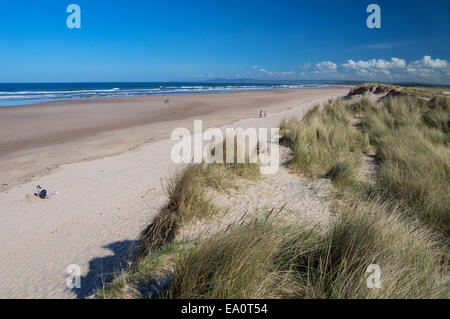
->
[0,87,350,298]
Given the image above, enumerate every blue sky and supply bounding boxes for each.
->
[0,0,449,84]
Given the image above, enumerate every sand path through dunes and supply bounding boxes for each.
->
[0,90,347,298]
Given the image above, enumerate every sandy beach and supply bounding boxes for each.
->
[0,88,348,191]
[0,87,350,298]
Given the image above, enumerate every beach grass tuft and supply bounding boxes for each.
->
[138,137,261,255]
[361,95,450,235]
[280,99,365,188]
[162,200,448,299]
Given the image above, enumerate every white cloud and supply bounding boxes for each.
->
[250,66,296,79]
[316,61,337,71]
[246,56,449,84]
[407,56,448,70]
[342,57,406,71]
[338,56,448,82]
[404,56,449,81]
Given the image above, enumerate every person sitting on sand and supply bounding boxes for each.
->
[34,185,47,199]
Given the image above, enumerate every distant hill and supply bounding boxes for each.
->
[204,78,365,85]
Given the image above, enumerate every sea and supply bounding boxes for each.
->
[0,81,351,107]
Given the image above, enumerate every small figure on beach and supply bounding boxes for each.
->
[260,110,267,118]
[34,185,48,199]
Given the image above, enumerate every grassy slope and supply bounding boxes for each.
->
[280,100,369,188]
[165,200,447,299]
[282,94,449,236]
[362,96,449,236]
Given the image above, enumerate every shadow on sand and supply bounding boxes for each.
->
[72,239,138,299]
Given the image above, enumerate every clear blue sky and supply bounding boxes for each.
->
[0,0,449,83]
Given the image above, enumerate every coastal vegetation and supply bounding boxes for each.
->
[98,84,449,299]
[281,93,450,236]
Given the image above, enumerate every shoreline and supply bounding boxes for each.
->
[0,85,350,109]
[0,87,351,191]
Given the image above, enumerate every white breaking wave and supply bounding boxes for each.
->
[0,84,330,107]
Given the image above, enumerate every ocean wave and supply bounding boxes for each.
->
[0,83,330,106]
